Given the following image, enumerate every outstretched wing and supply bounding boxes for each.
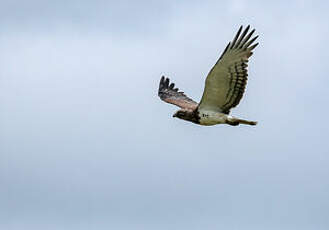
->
[198,25,258,114]
[158,76,198,110]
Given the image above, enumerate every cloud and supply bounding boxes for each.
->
[1,1,329,230]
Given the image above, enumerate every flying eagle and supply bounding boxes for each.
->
[158,25,258,126]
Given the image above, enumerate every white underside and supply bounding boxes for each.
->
[199,110,230,126]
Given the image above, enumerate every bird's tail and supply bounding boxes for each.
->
[237,119,258,126]
[226,116,258,126]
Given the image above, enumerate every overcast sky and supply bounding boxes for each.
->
[1,0,329,229]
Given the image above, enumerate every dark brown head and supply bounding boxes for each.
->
[173,109,200,124]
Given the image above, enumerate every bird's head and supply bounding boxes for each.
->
[173,109,199,124]
[173,110,188,119]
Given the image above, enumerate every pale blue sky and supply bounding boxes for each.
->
[1,0,329,229]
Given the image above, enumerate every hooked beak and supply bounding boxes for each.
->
[173,113,177,118]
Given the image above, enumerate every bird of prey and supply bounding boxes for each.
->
[158,25,258,126]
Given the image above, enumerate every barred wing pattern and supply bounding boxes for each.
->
[198,25,258,114]
[158,76,198,110]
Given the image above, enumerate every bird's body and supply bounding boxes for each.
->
[172,109,256,126]
[158,25,259,126]
[199,110,228,126]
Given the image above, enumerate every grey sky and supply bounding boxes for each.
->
[1,0,329,229]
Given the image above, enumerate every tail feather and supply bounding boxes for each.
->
[226,116,258,126]
[238,119,257,126]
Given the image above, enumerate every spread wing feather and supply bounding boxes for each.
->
[158,76,198,110]
[198,25,258,114]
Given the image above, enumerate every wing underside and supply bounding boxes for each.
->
[198,25,258,114]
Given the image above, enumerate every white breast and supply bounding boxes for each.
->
[199,110,228,126]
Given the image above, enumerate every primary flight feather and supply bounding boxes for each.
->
[158,25,258,126]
